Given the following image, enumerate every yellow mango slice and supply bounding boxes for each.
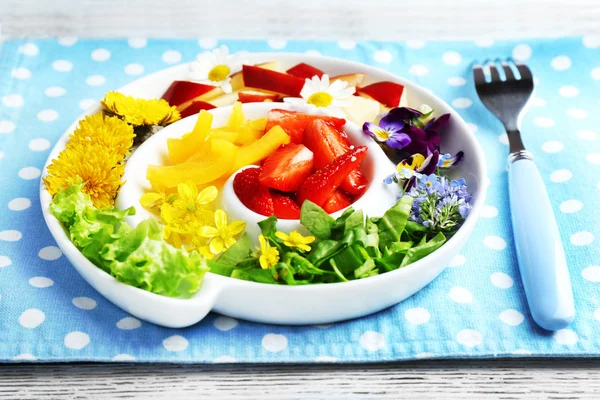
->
[208,128,239,143]
[167,110,213,164]
[227,102,245,131]
[231,125,290,172]
[236,117,267,146]
[148,139,238,188]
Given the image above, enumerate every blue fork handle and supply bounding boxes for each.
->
[508,156,575,330]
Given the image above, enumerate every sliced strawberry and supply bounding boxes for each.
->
[303,119,368,196]
[271,191,301,219]
[233,167,274,216]
[323,190,352,214]
[265,109,346,144]
[259,144,314,192]
[297,146,368,207]
[286,63,324,79]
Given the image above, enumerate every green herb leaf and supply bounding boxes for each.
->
[400,232,446,268]
[217,233,252,265]
[300,200,335,240]
[377,196,414,250]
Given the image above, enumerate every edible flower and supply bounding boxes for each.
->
[363,113,412,149]
[139,190,178,210]
[197,209,246,255]
[275,230,315,252]
[257,234,280,269]
[383,151,439,191]
[102,91,181,127]
[284,74,355,117]
[188,45,245,93]
[67,113,134,161]
[437,152,464,168]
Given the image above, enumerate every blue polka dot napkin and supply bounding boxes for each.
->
[1,37,599,363]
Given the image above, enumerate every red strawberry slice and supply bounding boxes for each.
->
[303,119,368,196]
[259,144,314,192]
[271,191,301,219]
[233,167,274,216]
[265,109,346,144]
[323,190,352,214]
[286,63,324,79]
[297,146,368,207]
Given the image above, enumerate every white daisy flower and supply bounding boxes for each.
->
[284,74,355,117]
[188,45,245,93]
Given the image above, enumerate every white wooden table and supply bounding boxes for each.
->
[2,1,600,398]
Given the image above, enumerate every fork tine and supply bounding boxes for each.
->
[488,62,500,82]
[502,62,515,81]
[473,65,486,85]
[516,64,533,82]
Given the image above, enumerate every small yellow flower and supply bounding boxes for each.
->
[102,91,181,127]
[140,190,178,210]
[275,230,315,252]
[67,113,134,160]
[197,209,246,255]
[257,234,280,269]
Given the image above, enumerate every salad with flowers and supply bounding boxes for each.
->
[44,46,472,297]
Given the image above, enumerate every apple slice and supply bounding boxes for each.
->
[179,101,216,119]
[230,61,281,91]
[161,80,218,108]
[209,91,242,108]
[238,90,281,103]
[341,95,381,125]
[331,73,366,87]
[242,65,305,97]
[357,81,405,108]
[286,63,324,79]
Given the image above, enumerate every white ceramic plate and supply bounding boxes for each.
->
[40,53,488,327]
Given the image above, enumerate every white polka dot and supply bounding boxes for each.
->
[162,50,182,64]
[128,38,147,48]
[2,94,24,108]
[531,97,546,107]
[456,329,482,348]
[475,39,494,47]
[442,51,462,65]
[79,99,98,110]
[512,349,533,355]
[0,121,15,134]
[214,355,238,363]
[554,329,578,345]
[38,246,62,260]
[52,60,73,72]
[11,67,31,80]
[449,286,473,304]
[112,354,136,361]
[116,317,141,330]
[406,40,426,49]
[481,205,498,218]
[91,48,111,62]
[409,65,429,76]
[163,335,189,352]
[466,123,478,133]
[315,356,337,362]
[582,266,600,282]
[45,86,66,97]
[570,231,594,246]
[18,43,39,56]
[58,36,77,46]
[0,256,11,268]
[447,76,466,86]
[64,331,90,350]
[541,141,564,153]
[533,117,555,128]
[29,277,54,288]
[124,63,144,76]
[373,49,393,64]
[484,236,506,250]
[577,130,597,140]
[0,230,22,241]
[550,169,572,183]
[591,67,600,80]
[560,199,583,214]
[359,331,386,352]
[498,133,509,145]
[414,352,435,359]
[587,153,600,165]
[595,309,600,321]
[304,50,321,56]
[583,36,600,48]
[262,333,288,352]
[551,56,572,71]
[37,109,58,122]
[198,38,217,49]
[0,151,5,159]
[12,353,37,361]
[86,75,106,86]
[558,86,579,97]
[19,309,45,328]
[512,44,532,61]
[28,138,51,152]
[499,309,524,326]
[337,40,356,50]
[567,108,588,119]
[72,297,96,310]
[213,316,238,331]
[452,98,472,109]
[491,272,514,289]
[448,254,466,268]
[8,198,31,211]
[404,307,431,325]
[267,39,287,49]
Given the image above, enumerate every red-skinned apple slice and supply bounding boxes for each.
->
[330,73,366,87]
[286,63,324,79]
[179,101,216,119]
[238,90,281,103]
[162,81,218,108]
[357,81,405,108]
[230,61,281,91]
[242,65,305,97]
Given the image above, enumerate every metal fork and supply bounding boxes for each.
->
[473,60,575,331]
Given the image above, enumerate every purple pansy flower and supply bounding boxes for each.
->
[362,112,412,149]
[437,151,464,168]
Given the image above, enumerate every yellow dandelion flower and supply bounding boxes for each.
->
[275,230,315,252]
[102,91,181,127]
[44,142,124,208]
[67,113,135,160]
[140,189,178,211]
[197,209,246,255]
[257,234,280,269]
